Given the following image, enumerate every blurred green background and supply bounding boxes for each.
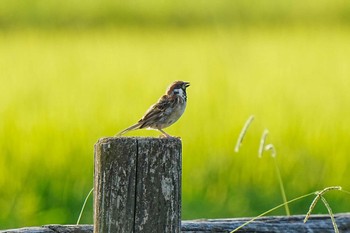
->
[1,0,350,229]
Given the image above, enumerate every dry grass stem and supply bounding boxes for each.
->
[304,186,342,226]
[272,156,290,215]
[234,115,255,153]
[320,196,339,233]
[265,143,277,158]
[230,192,315,233]
[258,129,269,157]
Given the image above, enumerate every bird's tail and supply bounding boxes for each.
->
[116,122,142,136]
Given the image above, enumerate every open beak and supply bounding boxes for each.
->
[184,82,190,88]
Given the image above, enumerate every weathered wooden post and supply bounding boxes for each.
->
[94,137,182,233]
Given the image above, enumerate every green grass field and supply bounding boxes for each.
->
[1,1,350,229]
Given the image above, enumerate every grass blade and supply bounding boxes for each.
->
[76,187,94,225]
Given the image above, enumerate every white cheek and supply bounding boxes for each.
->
[177,89,185,98]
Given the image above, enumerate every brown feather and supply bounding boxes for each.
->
[116,122,142,136]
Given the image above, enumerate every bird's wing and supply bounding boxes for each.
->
[139,95,177,128]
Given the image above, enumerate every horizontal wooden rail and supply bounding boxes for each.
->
[1,214,350,232]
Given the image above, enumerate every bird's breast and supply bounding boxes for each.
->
[159,97,186,128]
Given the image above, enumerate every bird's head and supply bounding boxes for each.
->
[167,81,190,98]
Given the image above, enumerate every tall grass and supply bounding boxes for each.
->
[1,0,350,29]
[1,25,350,228]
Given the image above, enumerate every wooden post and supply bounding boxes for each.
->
[94,137,182,233]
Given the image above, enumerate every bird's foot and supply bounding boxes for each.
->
[158,129,174,138]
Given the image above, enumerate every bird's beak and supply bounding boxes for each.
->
[184,82,190,88]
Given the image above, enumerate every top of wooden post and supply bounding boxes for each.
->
[97,136,182,143]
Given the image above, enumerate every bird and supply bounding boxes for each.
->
[116,80,190,137]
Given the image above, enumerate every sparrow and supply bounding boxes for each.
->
[116,80,190,137]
